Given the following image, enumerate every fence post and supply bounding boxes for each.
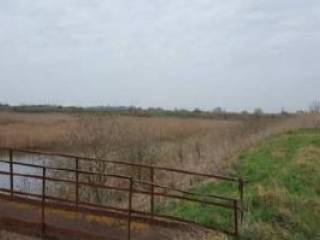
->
[75,157,79,209]
[42,167,47,236]
[150,167,154,217]
[239,178,244,222]
[9,149,13,199]
[127,177,133,240]
[234,200,238,237]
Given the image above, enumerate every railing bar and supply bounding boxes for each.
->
[0,174,235,208]
[152,192,233,209]
[78,171,131,180]
[9,149,13,198]
[0,171,131,192]
[150,167,154,217]
[0,188,42,198]
[0,188,80,205]
[134,179,236,201]
[0,162,238,201]
[128,178,133,240]
[78,181,129,191]
[0,171,10,175]
[0,159,130,180]
[7,148,152,169]
[75,157,79,209]
[234,200,238,237]
[0,172,75,184]
[239,178,244,223]
[41,167,46,236]
[0,190,127,213]
[0,159,43,169]
[2,148,240,182]
[131,189,234,208]
[154,167,237,181]
[77,201,129,212]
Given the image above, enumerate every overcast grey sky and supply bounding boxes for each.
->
[0,0,319,112]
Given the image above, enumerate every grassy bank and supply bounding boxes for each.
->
[163,129,320,239]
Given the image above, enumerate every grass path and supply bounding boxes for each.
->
[163,129,320,239]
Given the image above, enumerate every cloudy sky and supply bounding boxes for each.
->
[0,0,319,112]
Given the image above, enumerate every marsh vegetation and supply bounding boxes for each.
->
[0,110,319,239]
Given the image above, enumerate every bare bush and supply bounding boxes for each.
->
[309,100,320,113]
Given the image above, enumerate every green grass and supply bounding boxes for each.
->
[161,129,320,239]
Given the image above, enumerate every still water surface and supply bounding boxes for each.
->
[0,150,74,195]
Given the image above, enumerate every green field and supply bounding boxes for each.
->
[163,129,320,239]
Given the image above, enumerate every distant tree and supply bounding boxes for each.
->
[281,108,289,116]
[213,107,223,113]
[309,100,320,113]
[193,108,202,114]
[0,102,9,107]
[296,110,305,115]
[241,110,249,115]
[254,108,263,117]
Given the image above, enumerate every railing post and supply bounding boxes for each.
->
[42,167,46,236]
[75,157,79,209]
[239,178,244,222]
[127,177,133,240]
[234,200,238,237]
[9,149,13,199]
[150,167,154,217]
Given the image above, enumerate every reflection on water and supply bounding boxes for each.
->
[0,150,129,208]
[0,150,151,211]
[0,150,74,196]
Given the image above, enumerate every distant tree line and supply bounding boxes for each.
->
[0,102,298,120]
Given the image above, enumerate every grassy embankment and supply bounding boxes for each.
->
[162,129,320,239]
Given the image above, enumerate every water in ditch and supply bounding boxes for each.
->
[0,150,75,197]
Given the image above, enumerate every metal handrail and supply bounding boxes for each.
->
[0,147,240,182]
[0,148,242,237]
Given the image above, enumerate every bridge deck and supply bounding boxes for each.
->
[0,194,179,240]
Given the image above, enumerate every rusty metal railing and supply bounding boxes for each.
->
[0,148,245,237]
[1,148,245,209]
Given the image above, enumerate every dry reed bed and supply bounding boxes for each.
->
[0,112,76,150]
[0,111,319,212]
[0,111,239,151]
